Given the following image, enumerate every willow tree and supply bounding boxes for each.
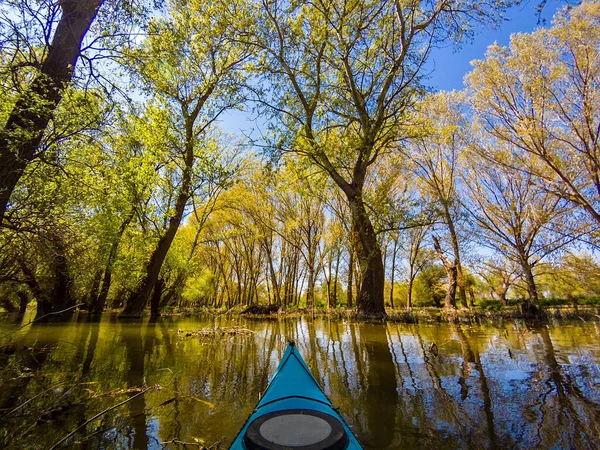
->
[247,0,509,318]
[0,0,155,224]
[462,143,574,304]
[409,92,469,308]
[467,2,600,228]
[120,0,249,317]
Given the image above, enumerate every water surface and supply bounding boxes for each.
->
[0,314,599,449]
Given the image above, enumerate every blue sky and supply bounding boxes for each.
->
[219,1,566,136]
[427,0,565,91]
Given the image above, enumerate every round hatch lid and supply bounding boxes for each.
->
[243,409,349,450]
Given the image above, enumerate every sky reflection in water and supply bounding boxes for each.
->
[0,314,599,449]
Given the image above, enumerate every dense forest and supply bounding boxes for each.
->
[0,0,599,319]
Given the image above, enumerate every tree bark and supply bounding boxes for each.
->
[332,249,340,308]
[520,257,539,303]
[150,278,165,317]
[348,195,386,318]
[389,237,398,309]
[346,246,353,308]
[0,0,104,223]
[432,235,457,309]
[443,204,469,309]
[50,233,76,314]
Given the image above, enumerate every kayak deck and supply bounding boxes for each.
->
[229,341,363,449]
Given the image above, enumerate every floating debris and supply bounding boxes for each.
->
[177,326,255,340]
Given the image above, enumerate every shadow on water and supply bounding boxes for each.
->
[1,315,600,449]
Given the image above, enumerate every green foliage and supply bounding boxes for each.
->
[413,264,446,307]
[477,299,504,311]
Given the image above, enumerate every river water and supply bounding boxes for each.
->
[0,314,599,449]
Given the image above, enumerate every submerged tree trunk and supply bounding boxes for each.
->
[120,195,187,317]
[348,195,386,319]
[0,0,104,223]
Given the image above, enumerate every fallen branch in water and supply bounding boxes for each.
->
[177,326,255,340]
[49,385,158,450]
[160,437,222,449]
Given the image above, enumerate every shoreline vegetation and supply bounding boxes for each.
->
[8,303,591,324]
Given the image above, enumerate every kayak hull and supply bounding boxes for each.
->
[229,341,363,449]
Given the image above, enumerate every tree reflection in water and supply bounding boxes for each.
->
[0,315,599,449]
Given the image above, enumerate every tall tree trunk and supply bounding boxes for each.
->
[306,244,316,309]
[18,258,51,317]
[406,271,414,309]
[389,237,398,309]
[348,195,386,318]
[94,209,134,313]
[332,249,340,308]
[432,235,457,309]
[16,289,30,314]
[50,233,76,314]
[121,124,195,317]
[87,269,102,310]
[443,204,468,309]
[264,237,281,305]
[346,247,353,308]
[150,278,165,317]
[0,0,104,223]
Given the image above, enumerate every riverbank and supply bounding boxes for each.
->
[3,304,599,325]
[153,304,600,324]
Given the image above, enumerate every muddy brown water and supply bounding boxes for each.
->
[0,313,599,449]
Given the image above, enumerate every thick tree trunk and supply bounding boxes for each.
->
[432,235,457,309]
[520,257,539,303]
[50,234,76,314]
[16,289,30,314]
[120,202,186,317]
[348,195,386,319]
[87,269,102,310]
[0,0,104,223]
[18,258,50,317]
[150,278,165,317]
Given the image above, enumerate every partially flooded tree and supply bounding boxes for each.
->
[120,0,248,317]
[247,0,510,318]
